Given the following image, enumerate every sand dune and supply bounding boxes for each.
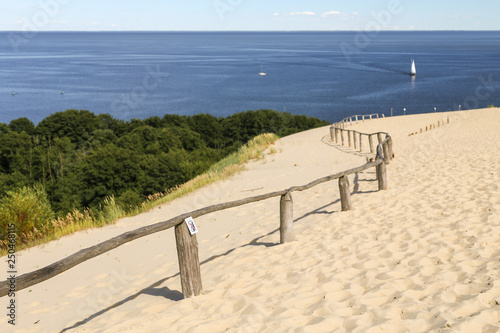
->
[2,108,500,332]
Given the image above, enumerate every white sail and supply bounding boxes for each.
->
[410,59,416,76]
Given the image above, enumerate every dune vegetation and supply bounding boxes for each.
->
[0,109,327,254]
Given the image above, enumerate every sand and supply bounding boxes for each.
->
[1,108,499,333]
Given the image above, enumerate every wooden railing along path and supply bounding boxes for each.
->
[336,113,380,129]
[0,120,393,299]
[330,117,394,162]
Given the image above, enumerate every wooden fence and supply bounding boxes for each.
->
[0,123,393,299]
[335,113,380,129]
[330,123,393,162]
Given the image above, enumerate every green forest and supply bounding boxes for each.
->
[0,109,328,236]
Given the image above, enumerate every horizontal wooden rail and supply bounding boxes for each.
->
[335,113,379,128]
[0,125,393,299]
[0,160,386,297]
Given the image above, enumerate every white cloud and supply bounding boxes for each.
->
[285,12,316,16]
[322,11,341,17]
[273,13,279,16]
[321,11,358,19]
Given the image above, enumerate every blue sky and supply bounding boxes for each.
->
[0,0,498,31]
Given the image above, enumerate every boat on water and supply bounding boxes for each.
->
[259,65,267,76]
[11,92,16,95]
[410,59,416,76]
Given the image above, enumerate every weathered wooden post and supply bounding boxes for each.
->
[387,136,394,160]
[353,131,358,149]
[330,126,335,142]
[348,130,352,147]
[376,160,387,190]
[369,135,374,153]
[338,176,353,211]
[280,192,293,244]
[175,222,203,298]
[383,141,390,165]
[377,133,383,146]
[335,128,340,143]
[341,129,345,146]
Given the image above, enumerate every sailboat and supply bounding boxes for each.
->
[410,59,416,76]
[259,65,267,76]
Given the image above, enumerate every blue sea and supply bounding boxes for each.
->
[1,31,499,124]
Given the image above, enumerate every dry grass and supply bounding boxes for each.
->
[0,133,280,256]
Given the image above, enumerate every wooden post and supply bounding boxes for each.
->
[341,129,345,146]
[330,126,335,142]
[353,131,358,149]
[359,134,363,152]
[370,115,372,120]
[335,128,340,143]
[376,161,388,190]
[387,136,394,160]
[369,135,374,153]
[175,222,203,298]
[338,176,352,211]
[348,130,352,147]
[355,115,359,124]
[383,142,390,165]
[280,192,293,244]
[377,133,383,145]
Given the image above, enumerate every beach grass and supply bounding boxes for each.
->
[0,133,279,256]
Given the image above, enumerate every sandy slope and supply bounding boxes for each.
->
[2,108,499,333]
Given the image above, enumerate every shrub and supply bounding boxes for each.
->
[117,189,143,209]
[0,184,54,245]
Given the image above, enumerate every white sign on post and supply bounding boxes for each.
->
[184,216,198,235]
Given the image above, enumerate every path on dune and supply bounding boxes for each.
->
[4,109,500,333]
